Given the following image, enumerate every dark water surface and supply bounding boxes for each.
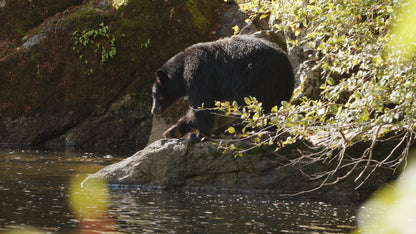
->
[0,150,359,233]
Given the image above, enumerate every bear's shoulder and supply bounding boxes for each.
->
[183,35,283,56]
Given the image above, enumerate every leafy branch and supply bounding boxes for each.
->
[213,95,415,195]
[213,0,416,196]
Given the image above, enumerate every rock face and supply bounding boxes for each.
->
[0,0,299,154]
[85,139,397,200]
[0,0,223,154]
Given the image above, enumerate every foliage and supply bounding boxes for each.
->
[354,156,416,233]
[216,0,416,193]
[385,0,416,62]
[71,22,117,75]
[111,0,128,9]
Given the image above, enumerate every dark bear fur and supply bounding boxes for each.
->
[162,108,196,139]
[161,108,238,139]
[151,35,295,141]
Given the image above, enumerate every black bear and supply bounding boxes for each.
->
[151,35,295,141]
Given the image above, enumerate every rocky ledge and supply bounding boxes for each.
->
[84,138,397,201]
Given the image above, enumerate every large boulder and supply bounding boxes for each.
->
[84,138,397,200]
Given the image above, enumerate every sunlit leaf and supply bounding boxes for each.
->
[244,97,252,105]
[326,77,335,85]
[232,25,240,35]
[329,104,339,115]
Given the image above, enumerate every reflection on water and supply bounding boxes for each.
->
[0,150,359,233]
[111,190,358,233]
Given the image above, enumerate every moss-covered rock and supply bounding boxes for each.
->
[0,0,83,43]
[0,0,224,154]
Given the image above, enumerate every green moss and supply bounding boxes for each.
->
[0,0,223,117]
[188,0,222,36]
[0,0,83,41]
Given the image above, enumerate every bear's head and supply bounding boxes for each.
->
[151,69,184,115]
[151,70,169,115]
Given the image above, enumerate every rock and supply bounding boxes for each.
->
[21,21,54,49]
[43,94,153,154]
[217,3,253,37]
[268,4,322,98]
[0,0,83,43]
[0,0,224,154]
[84,139,190,186]
[147,97,190,144]
[84,138,397,200]
[252,30,287,52]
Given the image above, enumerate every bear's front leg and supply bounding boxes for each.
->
[191,109,214,142]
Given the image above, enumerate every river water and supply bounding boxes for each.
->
[0,150,359,233]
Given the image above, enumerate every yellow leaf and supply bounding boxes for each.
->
[232,25,240,35]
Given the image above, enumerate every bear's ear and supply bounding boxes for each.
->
[156,69,169,83]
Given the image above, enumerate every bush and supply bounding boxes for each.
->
[217,0,416,194]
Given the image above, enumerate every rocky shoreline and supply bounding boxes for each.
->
[83,138,397,201]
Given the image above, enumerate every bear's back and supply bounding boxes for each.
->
[183,35,293,109]
[184,35,285,61]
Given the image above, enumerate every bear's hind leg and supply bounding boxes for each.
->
[163,108,196,138]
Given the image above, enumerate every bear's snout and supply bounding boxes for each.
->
[151,102,163,116]
[151,98,161,115]
[151,106,160,115]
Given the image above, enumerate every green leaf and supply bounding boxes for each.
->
[232,101,238,108]
[229,144,236,150]
[281,101,289,108]
[307,32,316,39]
[329,104,339,115]
[227,127,236,134]
[326,77,335,85]
[244,97,252,105]
[322,62,330,70]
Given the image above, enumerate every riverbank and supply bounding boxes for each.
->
[84,138,398,201]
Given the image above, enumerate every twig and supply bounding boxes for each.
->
[354,124,382,184]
